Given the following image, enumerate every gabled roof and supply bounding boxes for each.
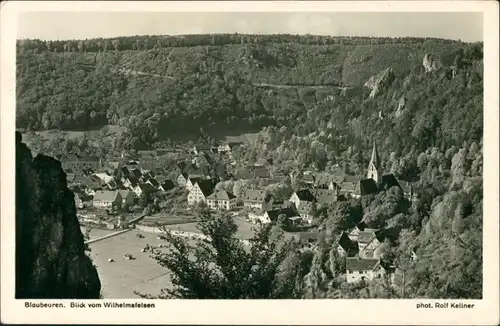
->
[265,206,299,222]
[340,181,357,193]
[188,176,203,185]
[358,229,383,243]
[147,178,160,188]
[93,191,121,202]
[178,172,189,179]
[241,189,269,202]
[346,257,381,271]
[206,190,236,201]
[359,178,379,195]
[338,232,359,256]
[379,174,401,191]
[294,189,316,202]
[160,180,176,190]
[137,183,156,193]
[117,189,134,198]
[127,176,139,187]
[355,221,369,231]
[195,178,218,197]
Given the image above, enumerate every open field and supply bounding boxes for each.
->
[83,218,256,298]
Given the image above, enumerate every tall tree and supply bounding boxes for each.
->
[139,214,302,299]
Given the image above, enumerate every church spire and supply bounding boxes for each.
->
[369,142,380,170]
[367,142,381,182]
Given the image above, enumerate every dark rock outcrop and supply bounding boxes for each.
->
[16,132,101,298]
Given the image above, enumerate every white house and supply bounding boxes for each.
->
[206,190,237,211]
[241,189,274,211]
[92,191,122,210]
[261,206,300,224]
[186,176,204,192]
[133,183,157,198]
[345,257,387,283]
[187,179,217,206]
[358,229,383,259]
[177,172,189,187]
[348,221,369,241]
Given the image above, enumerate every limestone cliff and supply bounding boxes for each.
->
[423,53,440,73]
[16,132,101,299]
[364,68,395,98]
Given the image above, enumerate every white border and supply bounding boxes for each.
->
[1,2,499,325]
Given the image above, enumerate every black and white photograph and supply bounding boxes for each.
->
[1,1,499,325]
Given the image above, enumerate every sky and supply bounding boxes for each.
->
[17,12,483,42]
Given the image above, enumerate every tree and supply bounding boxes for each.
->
[138,214,301,299]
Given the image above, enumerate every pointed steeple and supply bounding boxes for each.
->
[369,142,380,170]
[367,142,381,183]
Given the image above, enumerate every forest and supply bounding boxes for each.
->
[16,34,484,299]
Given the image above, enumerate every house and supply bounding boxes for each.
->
[336,232,359,257]
[206,190,237,211]
[117,190,136,206]
[158,180,176,192]
[122,175,139,189]
[187,179,218,206]
[130,168,143,180]
[346,257,387,283]
[133,183,157,198]
[358,229,384,259]
[186,176,204,191]
[146,178,160,189]
[296,201,315,224]
[177,172,189,187]
[93,172,114,185]
[241,189,274,211]
[92,191,122,210]
[348,221,369,241]
[289,189,316,208]
[289,189,317,223]
[340,181,359,198]
[262,206,300,224]
[295,232,320,249]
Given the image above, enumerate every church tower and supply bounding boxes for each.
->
[367,142,381,183]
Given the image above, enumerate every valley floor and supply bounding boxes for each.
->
[82,218,256,299]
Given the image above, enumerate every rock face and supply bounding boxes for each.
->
[364,68,395,98]
[423,53,440,73]
[16,132,101,299]
[395,96,406,117]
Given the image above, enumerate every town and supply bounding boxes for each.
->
[63,134,416,285]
